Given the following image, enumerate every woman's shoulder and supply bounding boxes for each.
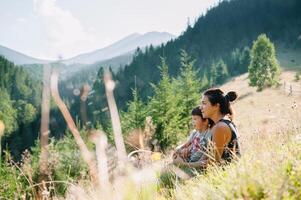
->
[217,118,236,128]
[214,121,230,129]
[212,121,232,138]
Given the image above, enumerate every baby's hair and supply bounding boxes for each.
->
[191,106,214,127]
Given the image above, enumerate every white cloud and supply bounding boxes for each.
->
[17,18,27,23]
[33,0,95,59]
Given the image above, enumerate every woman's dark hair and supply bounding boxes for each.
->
[203,88,238,115]
[191,106,215,127]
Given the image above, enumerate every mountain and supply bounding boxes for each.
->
[63,32,175,65]
[110,0,301,108]
[91,51,133,72]
[0,55,42,159]
[0,45,51,65]
[59,51,134,79]
[0,31,175,67]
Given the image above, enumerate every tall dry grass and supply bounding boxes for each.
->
[0,120,5,165]
[171,71,301,199]
[172,123,301,199]
[2,70,301,199]
[62,72,301,199]
[47,70,172,199]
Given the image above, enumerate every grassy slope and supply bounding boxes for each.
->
[221,70,301,140]
[172,64,301,199]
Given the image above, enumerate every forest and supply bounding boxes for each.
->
[0,0,301,198]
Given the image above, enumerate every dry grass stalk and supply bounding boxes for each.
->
[90,130,110,190]
[125,117,160,168]
[103,72,127,168]
[0,120,4,166]
[10,157,38,198]
[38,64,51,199]
[80,83,90,126]
[50,70,100,188]
[0,120,4,137]
[39,64,51,174]
[126,116,156,151]
[125,128,145,150]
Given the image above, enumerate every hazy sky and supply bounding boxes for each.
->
[0,0,220,60]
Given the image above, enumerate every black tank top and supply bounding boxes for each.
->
[218,119,241,162]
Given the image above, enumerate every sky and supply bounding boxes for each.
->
[0,0,220,60]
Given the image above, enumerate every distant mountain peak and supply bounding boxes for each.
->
[63,31,176,65]
[143,31,174,36]
[0,45,51,65]
[0,31,176,66]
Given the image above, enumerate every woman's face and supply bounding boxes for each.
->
[192,115,207,130]
[200,95,216,119]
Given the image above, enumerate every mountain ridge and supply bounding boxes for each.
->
[63,31,175,65]
[0,45,51,65]
[0,31,175,66]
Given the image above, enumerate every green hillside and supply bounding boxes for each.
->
[109,0,301,107]
[0,56,42,159]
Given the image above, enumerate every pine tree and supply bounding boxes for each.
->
[210,59,229,85]
[15,100,37,124]
[121,87,147,136]
[210,62,217,86]
[215,59,229,85]
[228,47,250,75]
[175,50,202,131]
[248,34,281,91]
[201,74,210,90]
[89,67,110,131]
[0,89,18,134]
[240,46,251,73]
[148,57,183,149]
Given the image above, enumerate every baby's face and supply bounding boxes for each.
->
[192,115,206,130]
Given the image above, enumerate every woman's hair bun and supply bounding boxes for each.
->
[225,91,238,102]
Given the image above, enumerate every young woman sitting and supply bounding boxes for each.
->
[200,88,241,164]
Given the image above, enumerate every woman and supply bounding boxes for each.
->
[173,106,214,167]
[200,88,241,163]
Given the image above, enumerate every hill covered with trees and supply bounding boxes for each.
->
[0,56,42,158]
[56,0,301,143]
[2,0,300,159]
[110,0,301,106]
[1,0,301,198]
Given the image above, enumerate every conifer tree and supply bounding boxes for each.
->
[201,74,210,90]
[0,89,18,134]
[148,58,182,149]
[248,34,281,90]
[210,59,229,85]
[210,62,217,86]
[89,67,111,132]
[175,50,202,131]
[215,59,229,85]
[121,87,147,135]
[240,46,251,73]
[16,100,37,124]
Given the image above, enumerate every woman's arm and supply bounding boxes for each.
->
[211,123,231,162]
